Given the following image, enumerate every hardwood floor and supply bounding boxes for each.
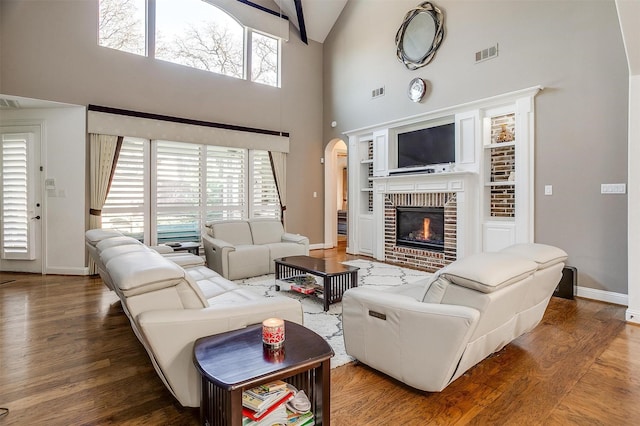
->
[1,245,638,425]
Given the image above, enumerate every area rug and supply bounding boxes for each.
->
[235,260,431,368]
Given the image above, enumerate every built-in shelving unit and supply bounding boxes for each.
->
[483,112,516,219]
[346,86,540,259]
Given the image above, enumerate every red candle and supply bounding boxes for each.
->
[262,318,285,348]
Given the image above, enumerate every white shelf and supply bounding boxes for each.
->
[360,159,373,164]
[360,188,373,192]
[485,181,516,187]
[484,141,516,149]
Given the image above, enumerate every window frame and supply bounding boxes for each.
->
[98,0,282,87]
[102,137,280,245]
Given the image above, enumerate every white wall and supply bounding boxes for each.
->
[1,106,87,274]
[0,0,325,252]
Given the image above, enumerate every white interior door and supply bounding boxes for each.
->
[0,125,43,273]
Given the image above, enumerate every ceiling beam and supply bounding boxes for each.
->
[234,0,289,21]
[293,0,308,45]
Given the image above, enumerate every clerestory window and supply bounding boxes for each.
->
[98,0,281,87]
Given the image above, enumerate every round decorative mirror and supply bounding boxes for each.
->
[395,2,445,70]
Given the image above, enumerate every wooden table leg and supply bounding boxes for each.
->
[319,359,331,425]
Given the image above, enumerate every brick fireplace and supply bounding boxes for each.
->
[370,171,477,272]
[384,192,457,272]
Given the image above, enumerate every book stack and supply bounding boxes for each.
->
[242,380,293,426]
[286,275,322,296]
[286,408,314,426]
[242,380,315,426]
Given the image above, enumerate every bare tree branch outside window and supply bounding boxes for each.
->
[155,0,245,79]
[251,32,279,87]
[158,22,244,78]
[98,0,280,87]
[98,0,145,55]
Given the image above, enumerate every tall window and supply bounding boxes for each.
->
[98,0,146,56]
[251,32,279,87]
[98,0,281,87]
[250,151,279,218]
[206,145,246,221]
[156,0,244,79]
[103,138,279,245]
[101,138,147,240]
[1,133,34,260]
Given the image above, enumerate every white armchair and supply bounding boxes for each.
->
[342,243,567,392]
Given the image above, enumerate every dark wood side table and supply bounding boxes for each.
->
[275,255,359,311]
[193,321,334,426]
[170,241,200,255]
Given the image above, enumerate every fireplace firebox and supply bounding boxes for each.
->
[396,206,445,251]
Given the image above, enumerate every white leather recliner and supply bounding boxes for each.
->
[342,243,567,392]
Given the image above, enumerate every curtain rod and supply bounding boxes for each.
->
[88,105,289,138]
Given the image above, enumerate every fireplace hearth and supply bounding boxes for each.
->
[396,206,445,251]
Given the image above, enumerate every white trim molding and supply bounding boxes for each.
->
[576,285,628,307]
[626,308,640,325]
[47,266,90,276]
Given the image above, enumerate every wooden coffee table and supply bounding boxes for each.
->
[193,321,334,426]
[275,255,359,311]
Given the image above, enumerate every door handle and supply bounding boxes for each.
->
[31,215,41,220]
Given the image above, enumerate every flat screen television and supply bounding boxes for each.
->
[397,123,455,168]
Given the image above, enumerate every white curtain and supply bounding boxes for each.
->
[269,151,287,227]
[88,133,122,273]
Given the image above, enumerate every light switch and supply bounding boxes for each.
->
[601,183,626,194]
[544,185,553,195]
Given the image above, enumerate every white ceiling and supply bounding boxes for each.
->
[274,0,348,43]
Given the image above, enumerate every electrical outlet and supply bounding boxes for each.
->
[544,185,553,196]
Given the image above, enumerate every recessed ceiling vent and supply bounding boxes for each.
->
[0,98,21,109]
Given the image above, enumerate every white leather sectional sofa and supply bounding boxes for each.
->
[202,219,309,280]
[85,229,303,407]
[342,243,567,393]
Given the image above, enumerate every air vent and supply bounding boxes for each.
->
[475,43,499,63]
[0,98,21,109]
[371,86,385,99]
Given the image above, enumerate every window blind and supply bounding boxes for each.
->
[1,133,34,260]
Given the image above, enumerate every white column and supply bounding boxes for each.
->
[627,75,640,324]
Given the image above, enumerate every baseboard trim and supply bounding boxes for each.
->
[309,243,326,251]
[46,266,90,276]
[576,285,628,307]
[626,308,640,324]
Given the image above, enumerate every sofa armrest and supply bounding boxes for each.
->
[282,233,309,253]
[151,245,174,254]
[137,297,303,407]
[202,233,236,278]
[342,287,480,392]
[282,232,307,244]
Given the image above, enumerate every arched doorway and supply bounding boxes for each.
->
[324,138,347,248]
